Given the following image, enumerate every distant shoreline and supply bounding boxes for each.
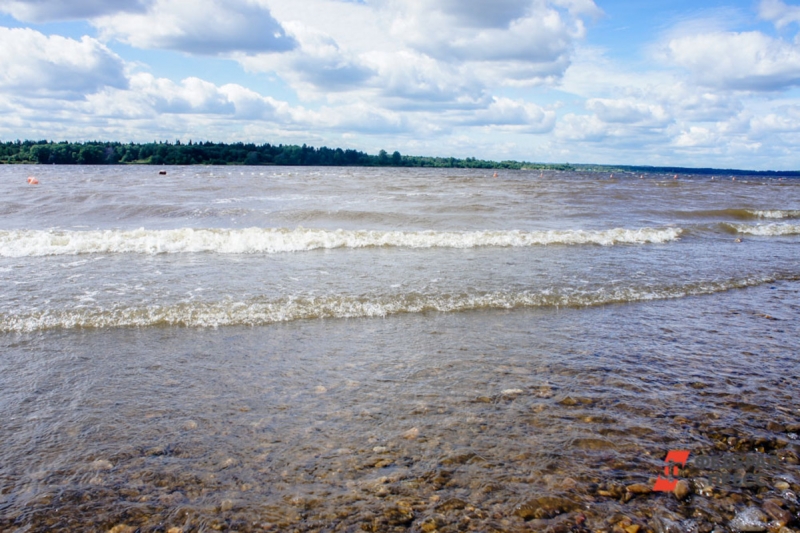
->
[2,139,799,176]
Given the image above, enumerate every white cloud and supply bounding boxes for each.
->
[235,0,600,110]
[388,0,596,75]
[751,105,800,133]
[418,0,535,29]
[673,126,719,148]
[235,21,374,96]
[0,0,152,22]
[467,97,556,132]
[662,31,800,91]
[94,0,294,55]
[312,102,408,133]
[759,0,800,29]
[366,50,487,106]
[586,98,670,126]
[0,27,127,98]
[85,73,296,121]
[554,113,610,142]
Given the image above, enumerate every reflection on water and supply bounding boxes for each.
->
[2,282,799,532]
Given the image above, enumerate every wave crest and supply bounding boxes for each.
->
[1,275,792,332]
[0,227,683,257]
[724,223,800,236]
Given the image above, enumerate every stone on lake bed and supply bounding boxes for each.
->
[651,516,693,533]
[761,499,792,526]
[570,437,616,450]
[514,495,581,520]
[384,501,414,525]
[91,459,114,470]
[501,388,524,395]
[673,479,691,500]
[729,507,769,532]
[767,421,787,432]
[108,525,135,533]
[626,483,651,494]
[402,427,420,440]
[436,497,468,512]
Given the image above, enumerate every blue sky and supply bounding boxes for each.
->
[2,0,800,169]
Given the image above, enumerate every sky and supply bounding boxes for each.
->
[2,0,800,169]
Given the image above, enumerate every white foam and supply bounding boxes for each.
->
[750,210,800,219]
[729,223,800,236]
[0,226,683,257]
[0,275,786,332]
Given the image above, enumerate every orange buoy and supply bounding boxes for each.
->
[492,172,498,178]
[27,176,39,185]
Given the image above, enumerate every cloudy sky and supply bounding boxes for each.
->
[2,0,800,169]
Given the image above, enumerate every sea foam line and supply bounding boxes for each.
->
[0,226,683,257]
[749,210,800,219]
[1,275,792,332]
[724,222,800,236]
[679,209,800,220]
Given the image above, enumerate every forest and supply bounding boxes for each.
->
[3,140,798,176]
[0,140,570,170]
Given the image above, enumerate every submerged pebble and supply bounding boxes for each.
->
[729,507,769,532]
[90,459,114,471]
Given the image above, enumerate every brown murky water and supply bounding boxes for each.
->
[1,167,799,532]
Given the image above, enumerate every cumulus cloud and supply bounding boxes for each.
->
[87,73,296,121]
[466,97,556,132]
[759,0,800,28]
[313,102,408,133]
[236,21,374,95]
[365,50,487,106]
[751,105,800,134]
[554,113,609,142]
[659,84,743,122]
[0,0,152,22]
[673,126,722,148]
[662,31,800,91]
[390,0,596,68]
[94,0,295,55]
[586,98,670,126]
[82,73,411,136]
[0,27,127,98]
[238,0,598,106]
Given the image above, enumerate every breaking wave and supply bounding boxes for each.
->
[0,226,683,257]
[723,223,800,236]
[679,209,800,220]
[1,274,793,332]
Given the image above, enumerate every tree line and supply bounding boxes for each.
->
[0,140,572,170]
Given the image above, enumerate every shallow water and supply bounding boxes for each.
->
[0,166,799,532]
